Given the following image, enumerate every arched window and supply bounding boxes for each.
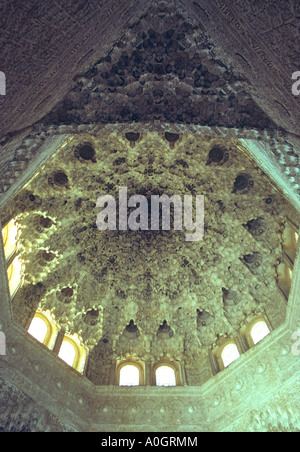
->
[59,339,77,367]
[221,343,240,368]
[241,315,272,349]
[2,219,18,261]
[277,261,292,300]
[152,357,181,386]
[27,312,58,350]
[2,219,23,299]
[211,338,243,374]
[119,365,140,386]
[116,357,144,386]
[250,321,270,345]
[155,366,176,387]
[58,335,87,373]
[28,316,48,344]
[277,219,299,300]
[7,255,23,297]
[282,222,299,265]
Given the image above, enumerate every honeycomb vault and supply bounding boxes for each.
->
[2,132,299,387]
[0,0,299,433]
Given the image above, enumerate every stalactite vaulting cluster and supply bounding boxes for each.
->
[0,0,299,202]
[42,6,275,130]
[0,0,300,432]
[2,132,299,386]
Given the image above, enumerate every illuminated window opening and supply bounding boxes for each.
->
[58,335,87,373]
[28,317,48,344]
[282,223,298,264]
[27,313,87,372]
[241,315,272,349]
[7,255,23,297]
[119,365,140,386]
[277,261,292,300]
[59,340,77,367]
[155,366,176,387]
[250,321,270,345]
[221,343,240,368]
[2,219,18,261]
[27,312,58,349]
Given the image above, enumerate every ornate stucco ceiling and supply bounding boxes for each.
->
[41,10,275,130]
[1,0,299,137]
[2,132,299,386]
[0,0,299,205]
[0,0,299,433]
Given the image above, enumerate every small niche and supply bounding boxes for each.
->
[243,252,262,269]
[61,287,74,297]
[52,171,69,187]
[40,217,53,229]
[165,132,179,144]
[42,251,56,262]
[197,309,215,327]
[245,218,265,236]
[222,288,239,306]
[75,143,96,162]
[125,132,140,142]
[84,309,100,327]
[123,320,140,339]
[125,132,140,148]
[233,174,253,193]
[157,320,174,339]
[206,146,229,165]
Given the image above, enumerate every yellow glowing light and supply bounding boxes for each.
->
[2,219,18,261]
[8,255,23,297]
